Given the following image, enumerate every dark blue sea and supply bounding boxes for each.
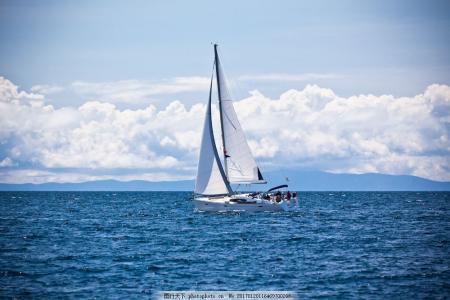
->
[0,192,449,299]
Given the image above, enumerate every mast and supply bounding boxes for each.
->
[214,44,229,180]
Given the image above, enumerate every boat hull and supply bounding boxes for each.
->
[193,195,298,212]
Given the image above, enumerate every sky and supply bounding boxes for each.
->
[0,0,449,183]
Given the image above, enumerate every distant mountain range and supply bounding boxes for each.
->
[0,171,449,191]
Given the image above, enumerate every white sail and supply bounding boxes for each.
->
[215,47,266,184]
[192,45,300,213]
[194,77,232,195]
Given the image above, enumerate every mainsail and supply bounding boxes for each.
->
[194,75,232,195]
[214,45,266,184]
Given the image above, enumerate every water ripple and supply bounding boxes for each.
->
[0,191,449,298]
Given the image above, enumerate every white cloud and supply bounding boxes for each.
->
[234,84,450,181]
[0,78,204,182]
[239,73,340,82]
[0,76,44,104]
[71,77,210,104]
[0,157,13,167]
[0,76,449,183]
[30,84,64,95]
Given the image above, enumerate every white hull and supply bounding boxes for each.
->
[193,194,298,212]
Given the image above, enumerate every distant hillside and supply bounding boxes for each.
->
[262,171,450,191]
[0,179,194,191]
[0,171,449,191]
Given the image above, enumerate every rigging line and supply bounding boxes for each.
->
[204,46,232,195]
[215,46,238,131]
[210,54,216,82]
[217,45,243,108]
[210,53,221,151]
[223,110,237,130]
[215,44,229,181]
[218,46,254,138]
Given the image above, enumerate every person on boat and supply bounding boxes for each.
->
[292,192,297,198]
[286,191,291,200]
[275,191,282,203]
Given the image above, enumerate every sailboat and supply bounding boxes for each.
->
[193,44,298,212]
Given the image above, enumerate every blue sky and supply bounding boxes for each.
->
[0,0,449,183]
[1,0,449,98]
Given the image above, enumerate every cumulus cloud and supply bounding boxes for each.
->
[0,75,449,183]
[71,77,210,104]
[239,73,340,82]
[236,85,450,181]
[30,84,64,95]
[0,76,205,182]
[0,77,44,104]
[0,157,13,167]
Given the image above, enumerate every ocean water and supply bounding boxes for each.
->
[0,191,449,299]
